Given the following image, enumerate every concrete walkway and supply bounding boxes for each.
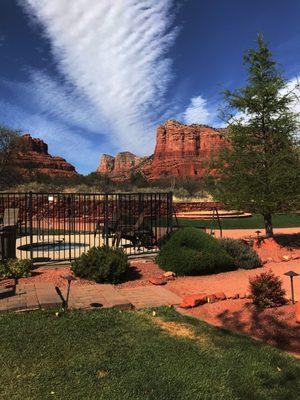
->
[0,281,182,313]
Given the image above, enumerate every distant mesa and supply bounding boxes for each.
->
[97,120,226,181]
[97,151,148,181]
[15,134,78,178]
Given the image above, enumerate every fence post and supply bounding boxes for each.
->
[29,191,33,260]
[104,194,109,246]
[168,192,173,233]
[68,195,72,261]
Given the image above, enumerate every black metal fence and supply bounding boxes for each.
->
[0,192,173,263]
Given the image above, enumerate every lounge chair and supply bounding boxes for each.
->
[113,212,156,250]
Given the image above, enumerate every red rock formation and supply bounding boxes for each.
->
[15,134,78,177]
[146,120,226,179]
[97,151,146,180]
[98,120,226,181]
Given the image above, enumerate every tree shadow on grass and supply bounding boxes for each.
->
[215,303,300,355]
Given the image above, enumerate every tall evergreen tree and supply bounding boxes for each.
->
[0,126,23,189]
[215,35,300,236]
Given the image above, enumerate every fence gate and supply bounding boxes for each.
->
[0,192,173,263]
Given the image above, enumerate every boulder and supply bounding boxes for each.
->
[282,255,292,262]
[163,271,176,278]
[149,277,167,286]
[179,293,208,309]
[213,292,227,301]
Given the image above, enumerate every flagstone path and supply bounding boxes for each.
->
[0,281,182,313]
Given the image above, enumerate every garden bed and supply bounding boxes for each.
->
[183,299,300,357]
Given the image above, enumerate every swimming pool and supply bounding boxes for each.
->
[18,242,88,252]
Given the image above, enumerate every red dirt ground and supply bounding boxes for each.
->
[18,266,98,288]
[183,300,300,357]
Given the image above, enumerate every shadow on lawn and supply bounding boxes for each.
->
[216,303,300,355]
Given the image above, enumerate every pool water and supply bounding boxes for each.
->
[18,242,88,252]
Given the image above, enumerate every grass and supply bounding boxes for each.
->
[0,308,299,400]
[177,213,300,230]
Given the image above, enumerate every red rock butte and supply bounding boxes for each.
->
[15,134,78,178]
[97,120,227,181]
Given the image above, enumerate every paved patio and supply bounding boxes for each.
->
[0,281,182,313]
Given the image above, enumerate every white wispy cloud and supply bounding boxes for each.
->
[21,0,177,154]
[2,71,105,134]
[284,76,300,117]
[182,94,223,127]
[0,93,105,173]
[183,95,211,125]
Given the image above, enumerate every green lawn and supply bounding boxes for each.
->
[0,308,299,400]
[177,213,300,230]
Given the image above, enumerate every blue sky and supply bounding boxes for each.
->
[1,0,300,174]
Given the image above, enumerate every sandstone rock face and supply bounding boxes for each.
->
[98,154,115,174]
[15,134,78,177]
[147,120,226,180]
[97,120,226,181]
[97,151,147,180]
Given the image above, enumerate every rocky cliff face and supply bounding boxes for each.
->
[16,134,78,177]
[97,151,147,180]
[146,120,226,179]
[98,120,226,181]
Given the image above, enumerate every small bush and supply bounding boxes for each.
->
[71,246,130,284]
[156,227,235,276]
[0,258,34,279]
[219,238,262,269]
[249,270,287,309]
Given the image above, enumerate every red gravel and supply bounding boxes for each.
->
[18,259,164,289]
[183,299,300,356]
[116,259,164,289]
[18,266,98,288]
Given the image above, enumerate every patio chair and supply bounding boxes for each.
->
[0,208,19,261]
[2,208,19,227]
[113,212,156,250]
[95,209,122,240]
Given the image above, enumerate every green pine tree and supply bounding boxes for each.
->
[215,35,300,236]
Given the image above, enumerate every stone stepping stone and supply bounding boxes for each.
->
[119,286,182,310]
[34,283,62,309]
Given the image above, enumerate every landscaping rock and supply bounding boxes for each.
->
[163,271,176,278]
[0,279,15,289]
[149,277,167,286]
[179,293,208,309]
[213,292,227,301]
[282,255,292,262]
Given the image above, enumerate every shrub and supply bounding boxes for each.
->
[249,270,286,309]
[218,238,262,269]
[156,227,235,276]
[0,258,34,279]
[71,246,130,284]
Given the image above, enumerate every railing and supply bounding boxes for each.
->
[0,192,173,262]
